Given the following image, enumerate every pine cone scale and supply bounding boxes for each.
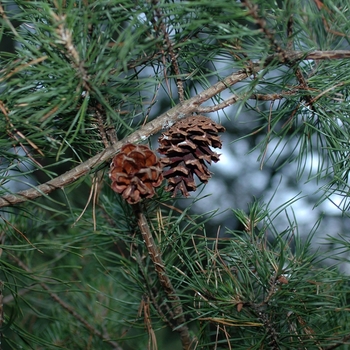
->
[109,143,163,204]
[158,115,225,197]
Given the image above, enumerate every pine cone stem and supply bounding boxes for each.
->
[133,203,193,350]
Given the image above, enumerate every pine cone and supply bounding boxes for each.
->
[109,143,163,204]
[158,115,225,197]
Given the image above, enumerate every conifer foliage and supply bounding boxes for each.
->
[0,0,350,349]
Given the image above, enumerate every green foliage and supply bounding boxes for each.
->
[2,195,350,349]
[0,0,350,349]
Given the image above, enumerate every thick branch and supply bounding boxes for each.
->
[0,70,250,208]
[1,50,350,208]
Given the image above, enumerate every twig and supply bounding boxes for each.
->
[132,203,193,350]
[306,81,345,105]
[0,3,19,37]
[259,101,274,170]
[133,249,175,329]
[313,0,349,38]
[277,50,350,61]
[296,315,322,350]
[71,174,97,228]
[138,295,158,350]
[0,56,48,82]
[103,204,176,330]
[196,91,294,113]
[242,0,288,63]
[286,12,294,51]
[151,0,185,102]
[9,255,123,350]
[324,334,350,350]
[50,11,90,90]
[1,217,43,253]
[0,50,350,208]
[197,95,239,113]
[243,0,315,117]
[1,100,44,166]
[90,106,118,229]
[95,108,110,149]
[257,309,280,350]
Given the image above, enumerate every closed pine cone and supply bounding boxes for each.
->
[158,115,225,197]
[109,143,163,204]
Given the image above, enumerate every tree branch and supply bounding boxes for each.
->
[1,50,350,208]
[133,203,193,349]
[0,69,251,208]
[9,254,123,350]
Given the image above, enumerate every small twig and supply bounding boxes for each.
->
[298,316,323,350]
[50,11,90,90]
[324,334,350,350]
[89,106,118,229]
[259,101,274,170]
[1,100,44,163]
[9,255,123,350]
[286,12,294,51]
[250,92,294,101]
[1,217,43,253]
[243,0,289,63]
[0,3,19,37]
[71,173,98,228]
[243,0,319,126]
[243,0,315,116]
[197,95,239,113]
[151,0,185,102]
[249,301,280,349]
[257,309,280,350]
[133,250,175,329]
[143,78,162,126]
[0,56,48,82]
[197,91,296,114]
[132,203,193,350]
[313,0,349,38]
[3,287,31,304]
[95,108,110,149]
[138,295,158,350]
[306,81,345,106]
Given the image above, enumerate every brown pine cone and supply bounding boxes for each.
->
[109,143,163,204]
[158,115,225,197]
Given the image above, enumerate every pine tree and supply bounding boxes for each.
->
[0,0,350,349]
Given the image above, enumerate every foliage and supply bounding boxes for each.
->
[0,0,350,349]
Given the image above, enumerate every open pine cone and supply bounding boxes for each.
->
[158,115,225,197]
[109,143,163,204]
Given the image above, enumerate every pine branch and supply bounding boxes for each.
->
[0,68,251,208]
[1,50,350,208]
[151,0,185,102]
[242,0,289,63]
[324,334,350,350]
[133,203,193,350]
[9,255,123,350]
